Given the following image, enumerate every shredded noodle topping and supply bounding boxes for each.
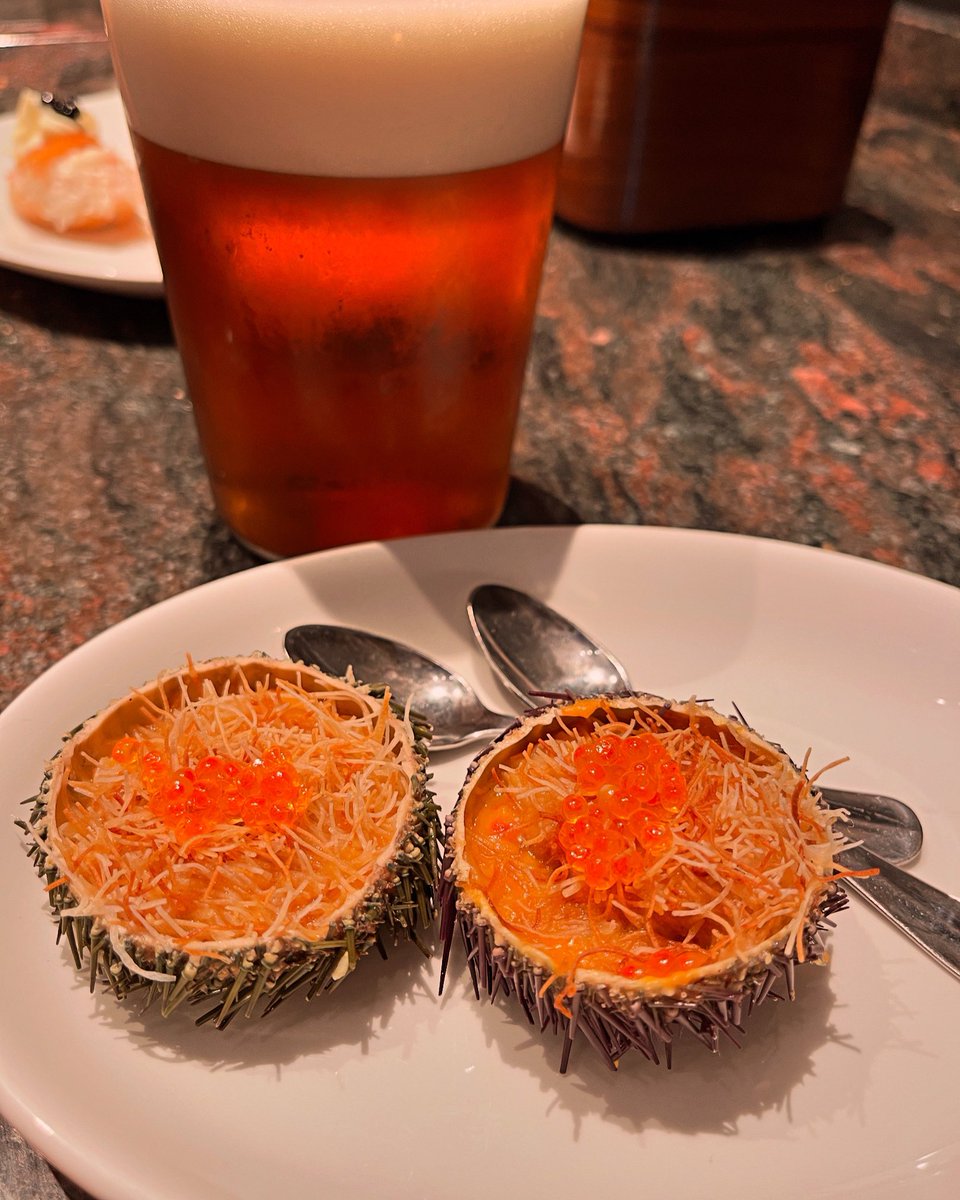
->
[463,704,845,991]
[49,669,412,954]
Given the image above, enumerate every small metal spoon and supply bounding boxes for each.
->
[284,624,513,750]
[467,583,960,981]
[467,583,631,701]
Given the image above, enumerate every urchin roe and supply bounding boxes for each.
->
[462,716,837,985]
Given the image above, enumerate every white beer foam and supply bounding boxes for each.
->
[102,0,587,177]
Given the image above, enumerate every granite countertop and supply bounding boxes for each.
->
[0,3,957,1198]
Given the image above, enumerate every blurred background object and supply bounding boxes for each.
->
[0,0,105,43]
[558,0,896,233]
[0,0,108,102]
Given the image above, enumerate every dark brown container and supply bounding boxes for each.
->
[556,0,894,233]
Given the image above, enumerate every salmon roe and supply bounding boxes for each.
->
[110,735,308,839]
[558,730,688,895]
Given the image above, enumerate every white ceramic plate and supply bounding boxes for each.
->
[0,88,162,295]
[1,526,958,1200]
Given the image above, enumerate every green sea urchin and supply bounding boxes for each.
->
[21,656,440,1027]
[440,693,849,1071]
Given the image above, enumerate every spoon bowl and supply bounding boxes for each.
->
[827,788,922,867]
[284,624,512,751]
[467,583,630,703]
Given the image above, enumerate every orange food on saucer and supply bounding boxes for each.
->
[8,90,145,234]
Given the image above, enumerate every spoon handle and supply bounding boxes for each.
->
[840,846,960,982]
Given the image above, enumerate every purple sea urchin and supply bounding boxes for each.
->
[21,656,440,1027]
[439,693,850,1071]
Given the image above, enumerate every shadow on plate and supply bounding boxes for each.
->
[71,931,439,1072]
[286,515,585,665]
[452,961,867,1137]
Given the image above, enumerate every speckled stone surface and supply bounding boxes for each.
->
[0,5,957,1198]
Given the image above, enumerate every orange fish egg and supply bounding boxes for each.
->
[556,728,685,894]
[114,740,308,840]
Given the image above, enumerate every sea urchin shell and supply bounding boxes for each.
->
[21,655,440,1027]
[439,693,848,1071]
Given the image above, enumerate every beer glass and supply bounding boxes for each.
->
[101,0,587,557]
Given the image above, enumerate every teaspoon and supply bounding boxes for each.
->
[467,582,631,701]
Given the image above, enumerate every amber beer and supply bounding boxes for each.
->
[102,0,587,557]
